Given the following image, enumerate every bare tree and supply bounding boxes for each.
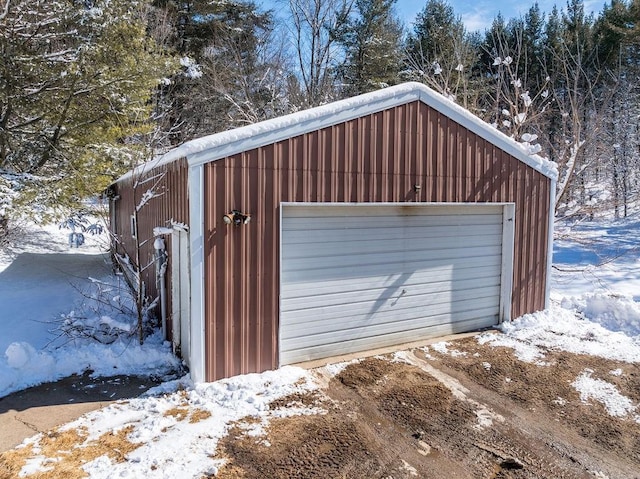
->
[283,0,355,107]
[545,41,614,217]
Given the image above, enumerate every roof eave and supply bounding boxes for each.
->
[118,82,557,182]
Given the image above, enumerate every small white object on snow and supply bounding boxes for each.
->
[180,56,203,79]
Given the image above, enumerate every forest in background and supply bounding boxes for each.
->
[1,0,639,235]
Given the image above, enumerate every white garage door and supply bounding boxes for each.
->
[279,203,514,364]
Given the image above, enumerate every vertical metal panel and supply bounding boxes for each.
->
[201,100,552,381]
[111,158,189,342]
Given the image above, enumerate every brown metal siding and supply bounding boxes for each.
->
[111,158,189,340]
[202,100,552,382]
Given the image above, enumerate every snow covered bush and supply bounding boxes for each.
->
[53,276,152,345]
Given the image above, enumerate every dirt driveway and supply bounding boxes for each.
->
[217,337,640,479]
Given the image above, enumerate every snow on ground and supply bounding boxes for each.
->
[552,220,640,300]
[0,221,180,397]
[484,217,640,365]
[2,216,640,477]
[494,217,640,422]
[431,217,640,424]
[572,369,640,422]
[477,301,640,364]
[17,367,321,478]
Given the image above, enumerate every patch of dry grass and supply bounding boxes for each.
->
[0,443,35,479]
[164,407,190,421]
[164,405,211,424]
[0,424,140,479]
[189,409,212,423]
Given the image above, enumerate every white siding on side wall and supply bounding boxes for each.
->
[279,203,514,364]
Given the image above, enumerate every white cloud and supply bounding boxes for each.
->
[461,8,493,32]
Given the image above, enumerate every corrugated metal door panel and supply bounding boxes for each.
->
[283,312,498,363]
[282,283,501,325]
[283,223,502,243]
[280,204,506,364]
[283,263,500,298]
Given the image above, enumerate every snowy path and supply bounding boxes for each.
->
[0,251,111,352]
[0,223,180,398]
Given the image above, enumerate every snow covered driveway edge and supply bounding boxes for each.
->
[478,293,640,364]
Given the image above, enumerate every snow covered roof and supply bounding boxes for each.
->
[127,82,558,182]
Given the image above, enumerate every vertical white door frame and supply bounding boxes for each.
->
[499,204,515,323]
[188,164,206,383]
[171,227,191,365]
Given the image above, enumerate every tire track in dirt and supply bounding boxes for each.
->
[424,337,640,478]
[217,353,623,478]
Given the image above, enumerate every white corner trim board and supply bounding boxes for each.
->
[187,164,206,383]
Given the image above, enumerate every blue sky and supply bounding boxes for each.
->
[258,1,610,34]
[395,0,609,32]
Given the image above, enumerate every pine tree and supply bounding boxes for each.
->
[406,0,464,63]
[404,0,476,104]
[333,0,403,96]
[522,4,547,89]
[0,0,177,226]
[152,0,284,141]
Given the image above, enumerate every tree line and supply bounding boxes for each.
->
[1,0,639,234]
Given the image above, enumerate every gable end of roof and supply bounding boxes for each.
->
[144,82,558,181]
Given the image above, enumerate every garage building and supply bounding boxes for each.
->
[109,82,557,383]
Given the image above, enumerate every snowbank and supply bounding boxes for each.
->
[0,220,181,398]
[0,331,181,397]
[478,293,640,364]
[48,367,321,478]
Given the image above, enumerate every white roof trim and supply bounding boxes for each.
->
[124,82,557,182]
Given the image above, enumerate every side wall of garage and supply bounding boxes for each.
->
[111,157,190,342]
[202,100,552,381]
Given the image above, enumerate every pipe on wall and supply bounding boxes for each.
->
[154,236,168,340]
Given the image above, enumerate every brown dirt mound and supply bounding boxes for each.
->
[428,337,640,461]
[218,413,387,479]
[218,356,605,478]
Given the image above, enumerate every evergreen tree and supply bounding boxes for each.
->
[333,0,403,96]
[404,0,476,104]
[522,4,547,88]
[406,0,464,63]
[152,0,283,142]
[0,0,177,225]
[594,0,630,66]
